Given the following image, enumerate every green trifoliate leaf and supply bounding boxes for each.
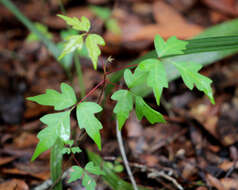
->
[58,14,90,32]
[32,110,71,160]
[111,90,133,130]
[58,34,84,60]
[171,61,215,104]
[85,34,105,70]
[27,83,77,111]
[85,161,105,175]
[71,147,82,154]
[82,173,96,190]
[154,34,188,58]
[68,165,84,183]
[76,102,103,150]
[137,59,168,105]
[135,96,165,124]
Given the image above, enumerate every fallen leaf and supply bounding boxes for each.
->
[0,179,29,190]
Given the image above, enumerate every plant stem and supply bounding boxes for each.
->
[116,120,138,190]
[78,80,104,104]
[74,54,86,98]
[50,138,64,190]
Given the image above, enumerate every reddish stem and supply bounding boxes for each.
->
[78,80,104,104]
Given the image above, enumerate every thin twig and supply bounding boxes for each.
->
[116,120,138,190]
[132,163,183,190]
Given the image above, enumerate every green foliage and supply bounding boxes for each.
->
[68,166,84,183]
[137,59,168,105]
[26,22,52,42]
[68,162,104,190]
[32,110,71,160]
[111,90,133,130]
[58,15,105,70]
[76,102,103,150]
[154,34,188,57]
[58,15,90,32]
[135,96,165,124]
[25,14,215,190]
[171,61,215,104]
[27,83,76,111]
[85,34,105,70]
[58,34,84,60]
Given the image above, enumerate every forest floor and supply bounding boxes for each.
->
[0,0,238,189]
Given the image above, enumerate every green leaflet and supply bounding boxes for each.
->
[32,110,71,161]
[68,166,84,183]
[171,61,215,104]
[58,34,84,60]
[85,34,105,70]
[85,161,105,175]
[27,83,77,111]
[135,96,165,124]
[58,15,90,32]
[111,90,133,130]
[82,173,96,190]
[124,69,148,89]
[137,59,168,105]
[76,102,103,150]
[69,162,104,190]
[154,34,188,58]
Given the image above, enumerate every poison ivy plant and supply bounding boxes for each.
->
[58,14,105,70]
[26,15,215,190]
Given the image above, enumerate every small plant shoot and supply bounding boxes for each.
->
[27,15,215,190]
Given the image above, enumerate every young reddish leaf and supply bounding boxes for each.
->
[58,15,90,32]
[68,165,84,183]
[137,59,168,105]
[32,110,71,160]
[111,90,133,130]
[76,102,103,150]
[27,83,77,111]
[171,61,215,104]
[135,96,165,124]
[154,34,188,58]
[85,34,105,70]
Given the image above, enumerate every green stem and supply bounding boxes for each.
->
[74,54,86,98]
[50,138,64,190]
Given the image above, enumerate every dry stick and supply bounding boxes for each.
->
[116,120,139,190]
[132,163,183,190]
